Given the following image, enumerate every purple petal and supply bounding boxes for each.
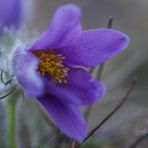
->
[30,4,82,51]
[45,68,105,105]
[59,68,105,105]
[0,0,22,31]
[42,77,82,105]
[58,29,129,67]
[67,68,105,104]
[12,48,44,97]
[37,95,87,141]
[43,68,104,105]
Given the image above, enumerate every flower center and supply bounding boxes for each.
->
[32,50,69,83]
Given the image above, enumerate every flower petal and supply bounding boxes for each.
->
[59,68,105,105]
[30,4,82,50]
[42,77,82,105]
[58,29,129,67]
[43,68,104,105]
[0,0,22,30]
[37,95,87,141]
[12,48,44,97]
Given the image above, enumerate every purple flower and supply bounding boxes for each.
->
[12,4,129,141]
[0,0,22,33]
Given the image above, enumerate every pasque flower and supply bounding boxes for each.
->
[0,0,22,33]
[12,4,129,141]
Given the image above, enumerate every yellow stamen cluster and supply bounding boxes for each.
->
[32,50,69,83]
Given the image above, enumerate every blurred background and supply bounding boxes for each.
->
[1,0,148,148]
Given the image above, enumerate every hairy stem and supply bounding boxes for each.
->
[7,99,17,148]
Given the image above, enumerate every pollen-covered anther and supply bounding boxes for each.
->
[32,50,69,83]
